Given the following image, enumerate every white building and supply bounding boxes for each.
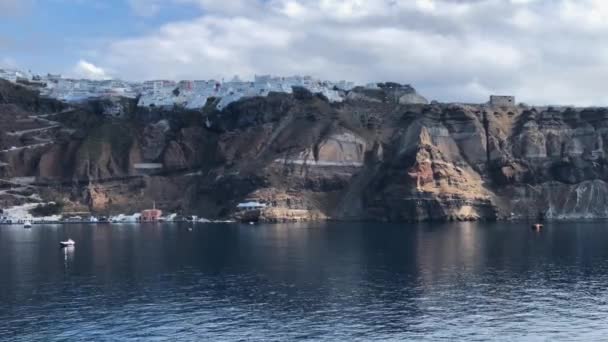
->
[237,201,267,210]
[0,69,363,111]
[0,69,28,82]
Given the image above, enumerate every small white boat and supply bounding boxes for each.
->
[60,239,75,247]
[23,221,32,228]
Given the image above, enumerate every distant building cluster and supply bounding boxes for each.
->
[134,75,356,110]
[0,68,31,82]
[0,67,356,110]
[42,78,139,102]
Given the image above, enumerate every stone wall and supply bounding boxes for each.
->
[489,95,515,107]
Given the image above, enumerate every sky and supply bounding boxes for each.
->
[2,0,608,105]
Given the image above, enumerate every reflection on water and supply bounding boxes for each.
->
[63,246,75,270]
[1,222,608,340]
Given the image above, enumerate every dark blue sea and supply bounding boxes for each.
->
[1,222,608,341]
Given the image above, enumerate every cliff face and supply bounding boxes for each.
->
[489,107,608,219]
[2,78,608,221]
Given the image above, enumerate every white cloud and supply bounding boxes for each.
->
[71,60,110,79]
[78,0,608,105]
[180,0,262,15]
[128,0,162,17]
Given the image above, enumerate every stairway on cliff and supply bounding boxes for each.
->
[0,178,45,210]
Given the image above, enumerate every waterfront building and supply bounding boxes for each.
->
[236,201,267,211]
[141,208,162,222]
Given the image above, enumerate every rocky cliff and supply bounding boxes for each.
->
[2,78,608,222]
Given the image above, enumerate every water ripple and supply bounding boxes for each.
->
[2,222,608,341]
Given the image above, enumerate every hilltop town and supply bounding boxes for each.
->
[0,68,363,112]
